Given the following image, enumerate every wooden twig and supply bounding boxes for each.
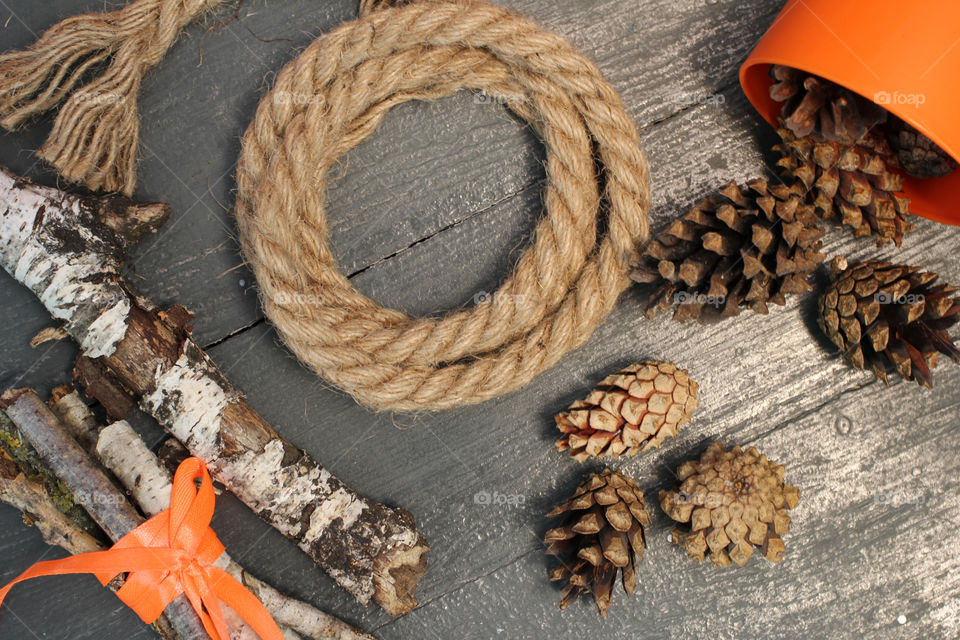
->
[0,167,427,614]
[92,417,375,640]
[0,388,211,640]
[0,408,98,533]
[0,448,102,555]
[0,443,193,640]
[48,385,100,452]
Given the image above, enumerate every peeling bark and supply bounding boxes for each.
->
[0,167,427,614]
[0,171,131,359]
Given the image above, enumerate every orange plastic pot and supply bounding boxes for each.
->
[739,0,960,225]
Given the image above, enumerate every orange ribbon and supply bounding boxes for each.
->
[0,457,283,640]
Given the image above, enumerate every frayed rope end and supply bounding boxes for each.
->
[39,76,141,196]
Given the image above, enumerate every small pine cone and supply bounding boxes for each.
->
[555,361,699,461]
[886,116,958,179]
[817,256,960,387]
[545,469,650,616]
[769,65,887,145]
[631,178,826,323]
[659,442,798,568]
[775,126,914,247]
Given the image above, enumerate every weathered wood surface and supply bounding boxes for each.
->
[1,0,959,638]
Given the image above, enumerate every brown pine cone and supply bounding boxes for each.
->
[817,256,960,387]
[631,178,826,323]
[545,469,650,616]
[555,361,699,461]
[775,126,913,247]
[886,116,959,179]
[660,442,798,568]
[769,64,888,146]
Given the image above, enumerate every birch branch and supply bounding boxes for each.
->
[0,167,427,614]
[0,390,208,640]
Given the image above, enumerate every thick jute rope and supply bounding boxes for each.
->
[0,0,651,411]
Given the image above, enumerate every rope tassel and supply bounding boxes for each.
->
[0,0,222,194]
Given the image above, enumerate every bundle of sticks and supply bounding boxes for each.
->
[1,385,373,640]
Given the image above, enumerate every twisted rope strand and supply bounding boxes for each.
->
[0,0,651,411]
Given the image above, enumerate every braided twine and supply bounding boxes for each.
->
[0,0,652,411]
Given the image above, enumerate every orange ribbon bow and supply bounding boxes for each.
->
[0,457,283,640]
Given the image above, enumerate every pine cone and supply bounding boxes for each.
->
[775,126,913,247]
[769,64,887,145]
[817,256,960,387]
[887,116,958,179]
[545,469,650,616]
[660,442,798,567]
[555,361,699,461]
[631,178,826,323]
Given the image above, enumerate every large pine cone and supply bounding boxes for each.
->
[769,64,888,145]
[545,469,649,616]
[817,257,960,387]
[555,361,699,461]
[631,178,826,323]
[660,443,798,568]
[775,126,913,247]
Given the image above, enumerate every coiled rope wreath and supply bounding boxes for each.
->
[0,0,651,411]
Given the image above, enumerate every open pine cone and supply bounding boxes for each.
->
[660,442,798,568]
[631,178,825,323]
[817,257,960,387]
[775,126,913,247]
[545,469,649,616]
[555,361,699,461]
[769,64,888,145]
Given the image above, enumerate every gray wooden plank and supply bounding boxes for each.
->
[3,0,960,639]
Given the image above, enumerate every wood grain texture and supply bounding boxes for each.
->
[2,0,959,638]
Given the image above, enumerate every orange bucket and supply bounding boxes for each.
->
[739,0,960,225]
